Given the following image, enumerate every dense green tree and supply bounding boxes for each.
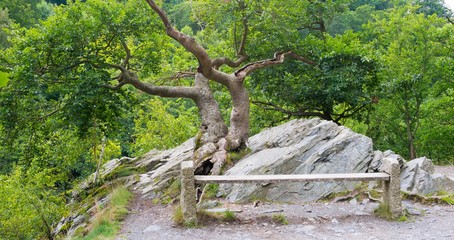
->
[0,0,53,28]
[365,6,453,160]
[0,167,66,240]
[132,97,199,155]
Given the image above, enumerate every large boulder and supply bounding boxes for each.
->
[400,157,454,195]
[221,118,374,203]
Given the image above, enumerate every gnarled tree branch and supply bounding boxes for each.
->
[211,55,249,70]
[211,2,249,70]
[145,0,212,73]
[120,40,131,68]
[103,68,198,99]
[235,51,315,79]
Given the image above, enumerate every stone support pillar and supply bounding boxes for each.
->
[180,161,197,225]
[381,157,402,218]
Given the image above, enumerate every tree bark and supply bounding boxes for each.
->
[193,73,228,146]
[226,79,250,150]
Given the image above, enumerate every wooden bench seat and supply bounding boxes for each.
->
[179,158,402,225]
[194,172,390,183]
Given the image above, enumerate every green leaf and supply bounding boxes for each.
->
[0,71,8,87]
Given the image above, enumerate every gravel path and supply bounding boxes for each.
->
[117,166,454,240]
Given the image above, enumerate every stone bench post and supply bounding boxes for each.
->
[381,157,402,218]
[180,161,197,225]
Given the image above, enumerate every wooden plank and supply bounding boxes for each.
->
[194,173,389,184]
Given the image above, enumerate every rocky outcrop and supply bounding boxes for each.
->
[400,157,454,195]
[55,118,454,238]
[370,151,454,195]
[134,138,194,197]
[132,118,454,201]
[221,118,374,202]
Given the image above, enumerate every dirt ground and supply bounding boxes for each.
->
[117,166,454,240]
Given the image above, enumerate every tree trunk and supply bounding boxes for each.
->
[404,104,417,160]
[226,80,250,150]
[192,73,229,174]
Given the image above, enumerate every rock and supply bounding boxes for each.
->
[407,157,435,174]
[368,150,384,172]
[204,208,243,213]
[198,200,220,209]
[400,157,454,195]
[382,150,406,168]
[134,138,194,196]
[221,118,374,203]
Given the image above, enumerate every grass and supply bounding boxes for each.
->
[402,192,454,205]
[174,208,238,227]
[374,203,393,220]
[200,183,219,201]
[162,178,181,204]
[222,210,236,222]
[75,186,132,240]
[271,213,289,225]
[441,196,454,205]
[172,206,185,225]
[228,148,252,162]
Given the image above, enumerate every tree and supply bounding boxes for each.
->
[0,167,65,240]
[0,0,53,28]
[364,6,453,160]
[249,33,379,125]
[3,0,322,175]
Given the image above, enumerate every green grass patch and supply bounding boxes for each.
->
[194,209,238,226]
[441,196,454,205]
[75,186,132,240]
[222,210,236,222]
[158,178,181,205]
[271,213,289,225]
[374,203,393,220]
[228,148,252,162]
[201,183,219,200]
[402,192,454,205]
[172,205,184,225]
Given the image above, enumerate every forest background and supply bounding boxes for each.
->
[0,0,452,239]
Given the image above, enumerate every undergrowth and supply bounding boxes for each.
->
[75,185,132,240]
[271,213,289,225]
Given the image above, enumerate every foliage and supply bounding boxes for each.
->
[271,213,289,225]
[251,46,379,123]
[132,98,199,155]
[374,203,393,220]
[202,183,220,200]
[196,209,237,225]
[0,167,66,240]
[0,9,12,50]
[75,186,132,240]
[0,0,53,28]
[172,205,185,226]
[0,1,453,237]
[0,71,8,87]
[364,6,453,160]
[222,210,237,222]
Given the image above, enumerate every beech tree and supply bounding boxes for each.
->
[1,0,317,175]
[126,0,318,173]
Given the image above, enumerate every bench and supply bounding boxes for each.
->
[179,158,402,225]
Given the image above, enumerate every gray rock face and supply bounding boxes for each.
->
[221,118,374,203]
[134,138,194,197]
[400,157,454,194]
